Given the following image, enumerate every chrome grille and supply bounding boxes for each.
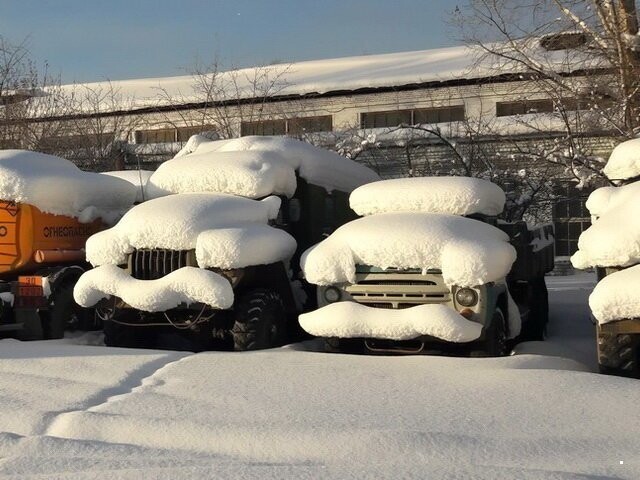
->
[346,272,451,309]
[129,249,193,280]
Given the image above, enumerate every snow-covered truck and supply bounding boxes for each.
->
[571,139,640,377]
[0,150,137,339]
[73,136,380,351]
[299,176,555,355]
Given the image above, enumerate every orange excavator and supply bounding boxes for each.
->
[0,201,106,339]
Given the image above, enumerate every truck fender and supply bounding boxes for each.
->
[42,265,86,298]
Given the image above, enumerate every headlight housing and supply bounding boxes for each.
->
[455,287,478,307]
[323,286,342,303]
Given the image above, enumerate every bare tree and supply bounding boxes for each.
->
[452,0,640,186]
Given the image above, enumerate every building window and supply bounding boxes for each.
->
[240,115,332,136]
[287,115,332,134]
[135,128,176,144]
[552,183,592,257]
[360,106,465,128]
[361,110,412,129]
[414,106,465,124]
[176,125,215,142]
[496,99,556,117]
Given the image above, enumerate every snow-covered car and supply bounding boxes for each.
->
[73,136,380,351]
[299,176,555,356]
[571,139,640,377]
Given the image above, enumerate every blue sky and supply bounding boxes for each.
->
[0,0,458,83]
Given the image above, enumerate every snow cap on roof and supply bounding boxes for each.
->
[603,138,640,181]
[0,150,136,222]
[301,212,516,288]
[147,136,380,198]
[349,176,506,216]
[101,170,153,203]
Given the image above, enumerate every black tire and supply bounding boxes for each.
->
[231,289,286,351]
[597,330,639,378]
[483,308,509,357]
[323,337,364,354]
[45,282,90,339]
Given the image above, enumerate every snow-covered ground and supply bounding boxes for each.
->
[0,273,638,479]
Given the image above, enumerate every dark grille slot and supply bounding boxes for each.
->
[130,249,194,280]
[358,280,437,286]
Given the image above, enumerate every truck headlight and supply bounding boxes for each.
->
[455,287,478,307]
[323,286,342,303]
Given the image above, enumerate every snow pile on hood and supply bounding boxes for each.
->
[571,182,640,269]
[0,150,136,221]
[299,302,483,342]
[74,265,233,311]
[101,170,154,203]
[302,213,516,287]
[349,176,505,216]
[196,224,297,270]
[588,265,640,324]
[85,193,290,268]
[147,136,380,199]
[603,138,640,181]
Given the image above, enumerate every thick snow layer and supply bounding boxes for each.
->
[74,265,233,311]
[589,265,640,324]
[0,150,136,220]
[1,275,639,479]
[54,44,594,114]
[101,170,153,203]
[299,302,483,342]
[571,183,640,269]
[147,136,380,198]
[349,176,506,216]
[603,138,640,181]
[585,181,640,217]
[195,224,297,270]
[85,193,283,266]
[302,213,516,287]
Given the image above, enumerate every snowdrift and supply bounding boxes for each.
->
[299,302,483,342]
[603,138,640,181]
[301,213,516,288]
[84,193,289,268]
[589,265,640,324]
[74,265,233,312]
[0,150,137,222]
[147,136,380,198]
[349,176,505,216]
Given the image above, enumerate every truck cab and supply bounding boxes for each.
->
[299,176,555,356]
[74,136,379,351]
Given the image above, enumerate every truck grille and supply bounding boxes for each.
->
[346,272,451,309]
[129,249,195,280]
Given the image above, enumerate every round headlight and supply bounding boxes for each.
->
[323,286,342,303]
[455,287,478,307]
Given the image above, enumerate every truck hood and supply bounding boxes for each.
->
[301,212,516,288]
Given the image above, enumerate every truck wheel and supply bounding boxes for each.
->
[45,283,89,339]
[484,308,509,357]
[324,337,364,354]
[597,330,639,378]
[231,289,286,351]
